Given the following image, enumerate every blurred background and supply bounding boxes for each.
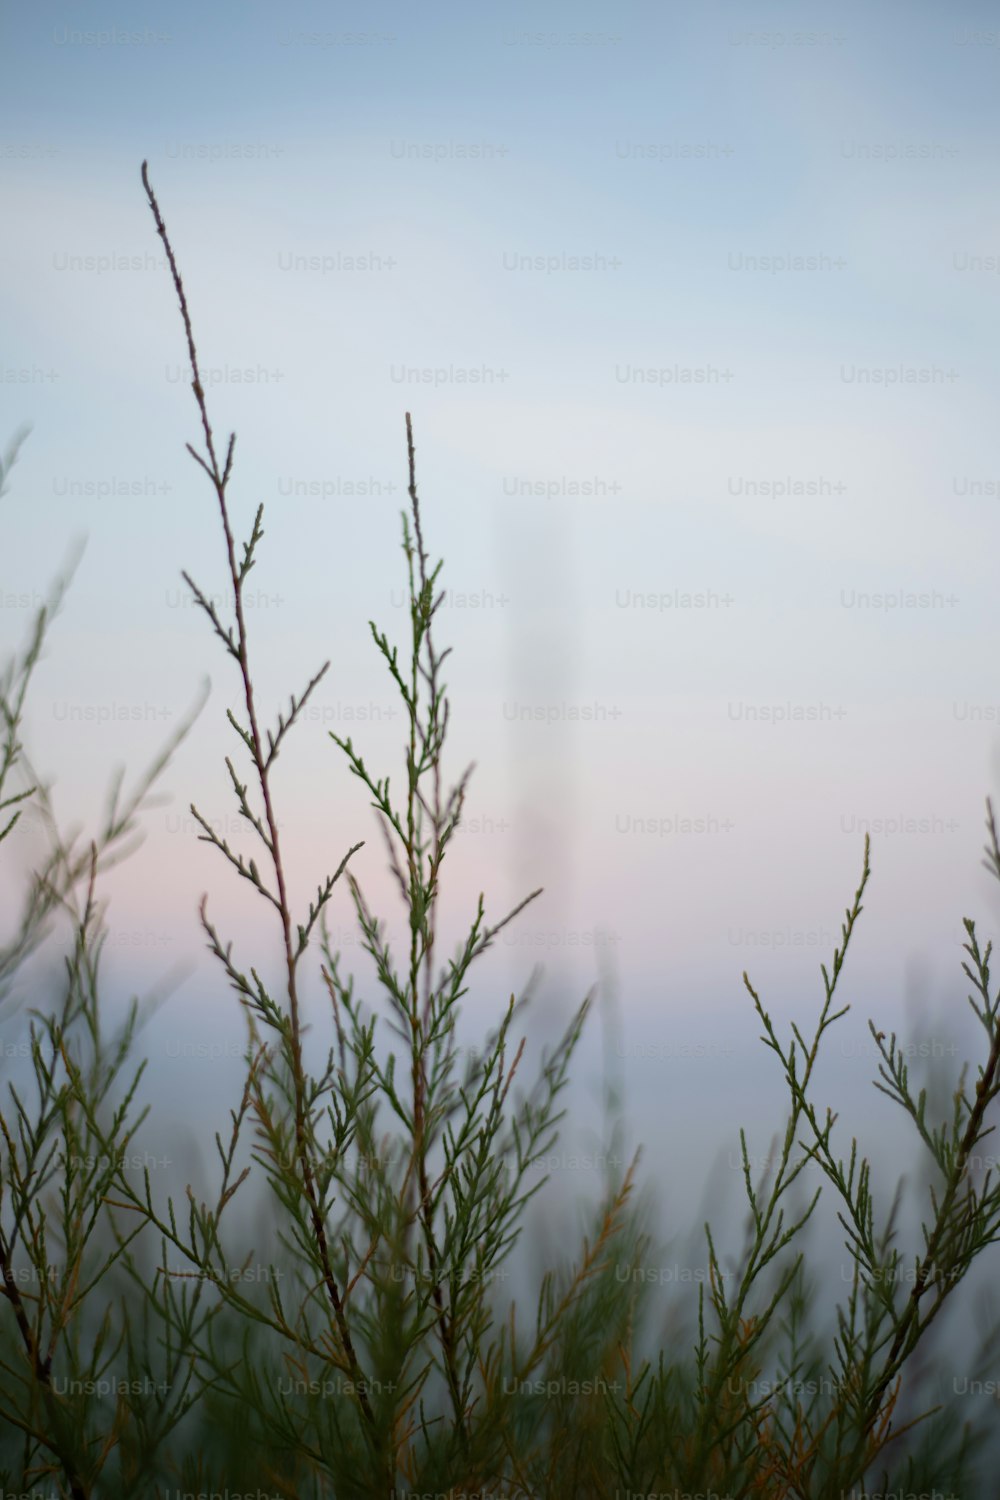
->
[4,0,1000,1465]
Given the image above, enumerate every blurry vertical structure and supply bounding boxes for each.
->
[497,494,583,976]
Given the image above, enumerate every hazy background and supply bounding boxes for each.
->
[4,0,1000,1440]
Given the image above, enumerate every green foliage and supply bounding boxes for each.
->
[1,166,999,1497]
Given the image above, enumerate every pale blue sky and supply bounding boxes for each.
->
[4,0,1000,1266]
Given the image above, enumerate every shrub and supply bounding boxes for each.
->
[1,165,999,1498]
